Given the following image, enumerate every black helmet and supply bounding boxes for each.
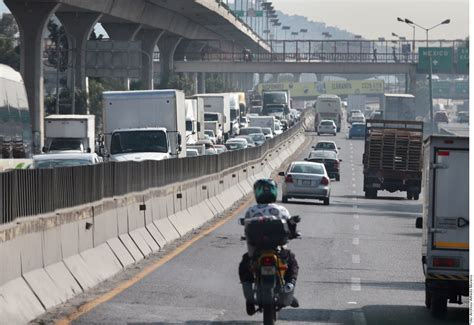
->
[253,179,278,204]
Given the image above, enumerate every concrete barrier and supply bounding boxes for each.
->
[0,127,309,324]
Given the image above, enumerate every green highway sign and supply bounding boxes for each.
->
[417,47,453,73]
[454,81,469,97]
[432,81,451,97]
[432,80,469,99]
[232,10,245,17]
[231,9,263,17]
[457,47,469,73]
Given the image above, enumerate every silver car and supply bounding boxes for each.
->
[279,161,331,205]
[317,120,337,136]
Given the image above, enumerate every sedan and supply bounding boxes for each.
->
[279,161,331,205]
[305,150,341,181]
[317,120,337,136]
[348,123,366,139]
[32,153,102,169]
[225,138,248,151]
[248,133,266,146]
[235,135,256,147]
[313,141,340,154]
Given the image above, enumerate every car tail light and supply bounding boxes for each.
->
[285,174,293,183]
[261,256,275,266]
[320,176,329,186]
[437,151,450,156]
[433,257,460,267]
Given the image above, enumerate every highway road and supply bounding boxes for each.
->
[66,127,468,325]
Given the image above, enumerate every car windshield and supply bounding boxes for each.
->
[274,124,281,131]
[204,113,219,121]
[249,133,265,141]
[309,151,337,159]
[237,136,254,144]
[49,139,83,151]
[186,150,198,157]
[239,117,247,123]
[34,159,92,169]
[110,130,168,154]
[352,125,365,131]
[204,130,214,137]
[321,121,334,126]
[240,127,262,135]
[226,142,245,150]
[315,142,336,150]
[290,163,325,175]
[262,128,272,135]
[185,121,193,131]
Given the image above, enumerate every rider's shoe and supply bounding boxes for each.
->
[290,297,300,308]
[246,301,256,315]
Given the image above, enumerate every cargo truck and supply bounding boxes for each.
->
[314,94,343,132]
[382,93,416,121]
[102,90,185,162]
[415,135,469,318]
[261,90,290,119]
[248,115,276,133]
[362,119,423,199]
[43,115,95,153]
[194,93,231,141]
[185,98,204,145]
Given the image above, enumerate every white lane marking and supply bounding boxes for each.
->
[352,184,356,188]
[352,205,358,209]
[353,238,360,245]
[353,310,368,325]
[351,277,361,291]
[352,191,356,195]
[354,224,360,231]
[352,254,361,264]
[352,177,356,182]
[353,214,359,219]
[348,301,358,305]
[352,198,357,201]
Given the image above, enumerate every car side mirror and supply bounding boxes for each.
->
[278,171,285,176]
[416,217,423,229]
[339,159,342,162]
[42,146,47,153]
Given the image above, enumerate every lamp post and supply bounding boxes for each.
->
[397,17,416,62]
[400,18,450,133]
[300,28,308,40]
[282,25,290,40]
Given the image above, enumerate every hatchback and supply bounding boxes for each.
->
[348,123,366,139]
[279,161,331,205]
[317,120,337,136]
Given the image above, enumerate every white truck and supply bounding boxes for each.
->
[416,135,469,318]
[314,94,343,132]
[347,95,366,115]
[43,114,95,153]
[204,121,222,144]
[102,90,186,161]
[248,116,276,133]
[194,93,231,141]
[185,98,204,145]
[228,92,241,136]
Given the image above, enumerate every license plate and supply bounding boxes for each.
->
[372,183,381,188]
[261,266,276,275]
[302,180,311,186]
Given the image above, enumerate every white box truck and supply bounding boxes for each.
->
[102,90,186,161]
[44,114,95,153]
[314,94,343,132]
[185,98,204,145]
[194,93,231,141]
[416,135,469,318]
[248,115,276,133]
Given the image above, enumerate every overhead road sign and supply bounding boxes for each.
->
[456,47,469,73]
[417,47,453,73]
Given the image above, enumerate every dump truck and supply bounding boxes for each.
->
[416,135,469,318]
[362,119,423,199]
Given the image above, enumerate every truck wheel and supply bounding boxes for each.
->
[407,192,413,200]
[431,295,447,318]
[335,174,340,181]
[425,290,432,309]
[365,189,377,199]
[414,193,420,200]
[282,196,289,203]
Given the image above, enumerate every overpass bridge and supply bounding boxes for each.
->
[5,0,270,153]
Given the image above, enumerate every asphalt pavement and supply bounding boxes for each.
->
[71,125,469,325]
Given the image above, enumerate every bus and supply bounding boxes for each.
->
[0,64,32,158]
[314,94,343,132]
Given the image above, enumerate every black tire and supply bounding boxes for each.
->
[317,132,320,136]
[414,193,420,200]
[263,304,276,325]
[282,196,289,203]
[407,192,413,200]
[323,197,330,205]
[365,189,377,199]
[335,174,340,181]
[425,290,432,309]
[430,295,447,318]
[364,191,370,198]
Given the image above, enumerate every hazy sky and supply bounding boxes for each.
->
[272,0,469,40]
[0,0,469,40]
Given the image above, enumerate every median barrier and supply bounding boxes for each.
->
[0,119,310,324]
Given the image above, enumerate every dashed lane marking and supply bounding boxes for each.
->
[354,224,360,231]
[352,254,361,264]
[353,214,359,219]
[348,301,358,305]
[353,238,360,245]
[351,277,361,291]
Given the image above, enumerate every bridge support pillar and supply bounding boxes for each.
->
[293,73,301,82]
[259,73,265,84]
[5,0,60,153]
[198,72,206,93]
[136,29,164,90]
[56,12,102,95]
[157,34,182,88]
[102,23,142,90]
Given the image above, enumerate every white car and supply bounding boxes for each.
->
[274,121,283,136]
[348,110,362,123]
[32,153,102,169]
[186,149,199,157]
[350,113,366,124]
[204,130,217,144]
[317,120,337,136]
[225,138,248,151]
[279,161,331,205]
[312,141,340,154]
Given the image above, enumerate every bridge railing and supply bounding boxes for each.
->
[179,39,467,64]
[0,119,305,225]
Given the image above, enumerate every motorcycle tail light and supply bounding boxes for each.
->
[261,256,275,266]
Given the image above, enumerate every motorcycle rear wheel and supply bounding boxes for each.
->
[263,304,276,325]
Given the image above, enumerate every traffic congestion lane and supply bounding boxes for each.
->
[71,129,468,324]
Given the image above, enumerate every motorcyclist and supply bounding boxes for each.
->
[238,178,300,315]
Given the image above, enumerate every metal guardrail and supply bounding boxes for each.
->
[0,120,304,224]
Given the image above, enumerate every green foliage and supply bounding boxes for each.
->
[162,73,194,96]
[205,74,224,93]
[0,13,18,38]
[0,37,20,70]
[46,20,69,72]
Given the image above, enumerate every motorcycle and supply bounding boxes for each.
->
[239,215,301,325]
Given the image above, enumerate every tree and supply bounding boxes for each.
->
[0,38,20,70]
[162,73,194,96]
[46,19,69,72]
[0,13,18,38]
